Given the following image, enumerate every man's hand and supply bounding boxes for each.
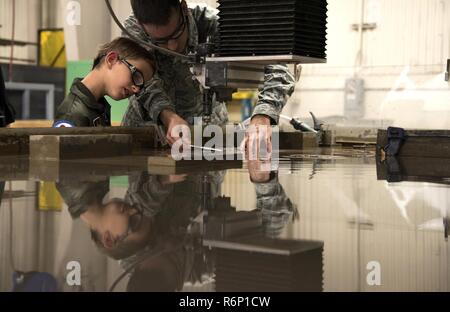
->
[240,115,273,160]
[159,109,191,146]
[248,160,272,183]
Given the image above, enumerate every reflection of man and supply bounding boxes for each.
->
[122,0,295,151]
[248,160,298,237]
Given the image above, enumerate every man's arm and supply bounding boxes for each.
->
[253,175,297,238]
[122,15,176,123]
[123,74,190,145]
[122,15,189,144]
[252,65,296,125]
[123,74,176,126]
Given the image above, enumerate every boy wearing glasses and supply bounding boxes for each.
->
[122,0,295,149]
[53,37,155,127]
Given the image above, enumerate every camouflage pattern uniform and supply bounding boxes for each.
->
[121,4,295,127]
[254,176,298,238]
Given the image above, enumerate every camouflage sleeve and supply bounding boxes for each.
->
[253,176,297,238]
[121,15,175,124]
[124,172,174,217]
[122,74,176,126]
[252,65,296,124]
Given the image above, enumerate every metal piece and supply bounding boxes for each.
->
[205,62,265,89]
[202,89,212,124]
[446,59,449,82]
[384,127,406,156]
[191,145,223,152]
[310,112,324,131]
[290,119,317,133]
[0,56,34,63]
[0,38,38,46]
[207,55,326,65]
[280,114,318,134]
[444,217,449,242]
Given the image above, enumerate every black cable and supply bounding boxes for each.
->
[104,0,190,61]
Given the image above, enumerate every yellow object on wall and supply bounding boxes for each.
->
[232,91,255,101]
[38,182,63,212]
[39,29,67,68]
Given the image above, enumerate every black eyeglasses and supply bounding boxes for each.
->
[151,7,187,46]
[119,57,145,90]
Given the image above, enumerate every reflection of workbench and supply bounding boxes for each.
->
[5,82,55,119]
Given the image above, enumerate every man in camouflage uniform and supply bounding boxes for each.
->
[122,0,295,147]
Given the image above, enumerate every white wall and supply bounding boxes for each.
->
[285,0,450,129]
[0,0,41,66]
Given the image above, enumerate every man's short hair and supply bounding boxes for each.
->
[131,0,181,25]
[92,37,155,69]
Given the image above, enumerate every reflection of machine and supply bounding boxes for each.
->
[200,177,324,292]
[377,127,450,241]
[377,127,450,185]
[105,0,328,123]
[193,0,328,124]
[203,210,324,292]
[209,238,324,292]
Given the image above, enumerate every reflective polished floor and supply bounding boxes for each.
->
[0,147,448,292]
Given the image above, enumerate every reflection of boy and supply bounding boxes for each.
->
[56,179,156,260]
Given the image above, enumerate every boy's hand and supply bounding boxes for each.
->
[159,109,191,146]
